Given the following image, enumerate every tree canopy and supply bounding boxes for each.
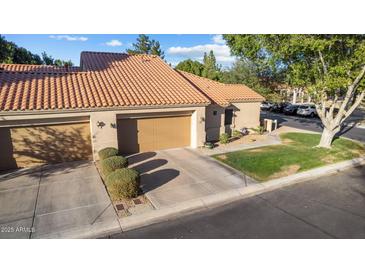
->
[223,34,365,147]
[127,34,165,59]
[175,59,204,76]
[175,50,222,81]
[0,35,73,66]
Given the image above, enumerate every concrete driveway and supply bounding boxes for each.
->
[128,148,256,209]
[0,161,119,239]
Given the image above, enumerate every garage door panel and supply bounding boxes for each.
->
[117,119,139,154]
[117,115,191,154]
[137,118,155,152]
[0,123,92,171]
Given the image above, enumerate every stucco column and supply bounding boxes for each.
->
[191,107,206,147]
[219,109,225,135]
[89,112,118,160]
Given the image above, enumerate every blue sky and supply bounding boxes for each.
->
[3,34,236,68]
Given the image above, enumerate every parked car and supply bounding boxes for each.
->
[272,102,291,113]
[296,104,317,117]
[260,101,274,111]
[283,104,299,115]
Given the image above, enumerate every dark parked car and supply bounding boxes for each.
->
[272,102,291,113]
[283,104,299,115]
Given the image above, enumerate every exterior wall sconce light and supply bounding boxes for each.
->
[110,123,117,128]
[96,121,106,128]
[200,117,205,123]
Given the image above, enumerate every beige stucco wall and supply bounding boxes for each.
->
[205,102,261,141]
[205,104,225,141]
[231,102,261,130]
[0,105,206,161]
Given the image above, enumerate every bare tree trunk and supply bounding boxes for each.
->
[292,88,297,104]
[318,127,340,148]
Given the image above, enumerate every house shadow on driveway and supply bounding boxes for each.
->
[140,169,180,192]
[127,152,180,193]
[128,148,254,209]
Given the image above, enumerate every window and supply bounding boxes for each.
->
[224,109,233,125]
[213,110,217,116]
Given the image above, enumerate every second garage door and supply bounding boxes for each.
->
[117,115,191,154]
[0,122,93,171]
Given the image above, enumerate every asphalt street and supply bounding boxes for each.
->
[260,111,365,143]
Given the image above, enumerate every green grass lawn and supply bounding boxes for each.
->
[213,132,365,182]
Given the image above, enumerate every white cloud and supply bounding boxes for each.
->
[212,34,225,44]
[167,43,235,65]
[105,39,123,47]
[49,35,88,41]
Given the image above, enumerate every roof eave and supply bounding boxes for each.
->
[0,102,211,116]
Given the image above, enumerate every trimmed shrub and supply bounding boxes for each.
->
[106,168,140,199]
[219,133,230,144]
[100,156,128,177]
[98,147,119,160]
[232,130,242,138]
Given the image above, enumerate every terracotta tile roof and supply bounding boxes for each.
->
[178,70,264,106]
[0,52,210,112]
[0,63,80,73]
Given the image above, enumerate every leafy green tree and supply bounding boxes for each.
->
[150,40,165,59]
[54,59,74,67]
[224,34,365,148]
[127,34,165,59]
[202,50,221,80]
[221,59,271,95]
[13,47,42,64]
[41,52,54,65]
[0,35,14,63]
[175,59,204,76]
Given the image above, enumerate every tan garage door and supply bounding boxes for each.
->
[117,115,191,154]
[0,122,92,171]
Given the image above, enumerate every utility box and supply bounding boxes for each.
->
[264,119,278,133]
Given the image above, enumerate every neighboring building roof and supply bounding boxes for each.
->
[178,70,264,106]
[0,52,210,112]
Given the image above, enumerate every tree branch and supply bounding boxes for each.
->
[340,90,365,124]
[335,64,365,124]
[318,50,328,75]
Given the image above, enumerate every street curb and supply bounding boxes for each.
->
[113,156,365,234]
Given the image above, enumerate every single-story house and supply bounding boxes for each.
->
[0,51,264,171]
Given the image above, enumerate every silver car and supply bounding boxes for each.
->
[296,104,317,117]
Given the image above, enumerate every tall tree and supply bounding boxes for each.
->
[127,34,165,59]
[150,40,165,59]
[41,52,54,65]
[202,50,221,80]
[220,59,271,96]
[224,34,365,148]
[175,59,204,76]
[0,36,14,63]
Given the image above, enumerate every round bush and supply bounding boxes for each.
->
[98,147,119,160]
[100,156,128,176]
[106,168,140,199]
[219,133,230,144]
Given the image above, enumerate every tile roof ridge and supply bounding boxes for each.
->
[80,51,159,58]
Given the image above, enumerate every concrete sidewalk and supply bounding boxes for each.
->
[199,134,281,156]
